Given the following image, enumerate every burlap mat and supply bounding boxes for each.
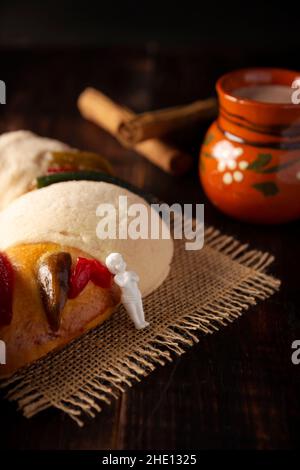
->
[1,226,280,426]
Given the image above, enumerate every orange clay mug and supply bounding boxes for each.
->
[199,68,300,223]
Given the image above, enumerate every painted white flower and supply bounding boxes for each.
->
[222,170,245,185]
[212,140,249,185]
[212,140,244,172]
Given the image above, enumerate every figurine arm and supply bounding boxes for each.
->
[114,273,126,287]
[128,271,139,282]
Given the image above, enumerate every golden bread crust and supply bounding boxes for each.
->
[0,243,120,377]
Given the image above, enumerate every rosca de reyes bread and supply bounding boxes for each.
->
[0,130,113,210]
[0,181,174,377]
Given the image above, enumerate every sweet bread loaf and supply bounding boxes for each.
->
[0,181,174,377]
[0,130,112,210]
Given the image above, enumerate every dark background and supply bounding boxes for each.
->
[0,0,300,453]
[0,0,299,50]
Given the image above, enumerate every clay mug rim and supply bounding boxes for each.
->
[216,67,300,110]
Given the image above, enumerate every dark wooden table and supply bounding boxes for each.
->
[0,47,300,450]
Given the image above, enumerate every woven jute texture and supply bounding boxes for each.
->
[2,226,280,426]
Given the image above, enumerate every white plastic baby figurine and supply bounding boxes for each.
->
[105,253,149,330]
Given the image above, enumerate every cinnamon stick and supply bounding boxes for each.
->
[78,88,193,175]
[118,98,217,146]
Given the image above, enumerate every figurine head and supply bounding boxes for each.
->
[105,252,127,274]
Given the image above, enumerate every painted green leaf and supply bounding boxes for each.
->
[252,182,279,197]
[247,153,273,171]
[203,133,214,146]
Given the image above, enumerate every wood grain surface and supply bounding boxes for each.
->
[0,47,299,450]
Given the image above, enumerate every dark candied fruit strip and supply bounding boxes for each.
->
[37,252,72,331]
[0,253,14,326]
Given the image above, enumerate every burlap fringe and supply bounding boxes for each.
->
[1,227,280,426]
